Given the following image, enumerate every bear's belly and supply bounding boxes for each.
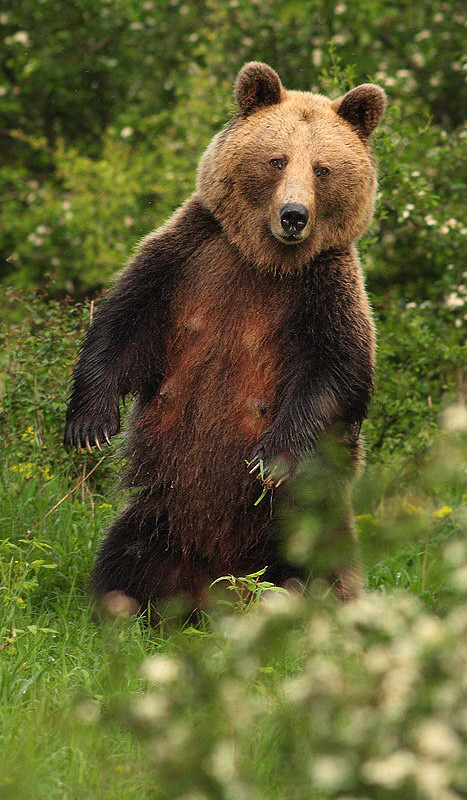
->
[156,304,280,443]
[126,301,285,559]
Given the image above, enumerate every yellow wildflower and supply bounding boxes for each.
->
[433,506,453,519]
[402,501,424,516]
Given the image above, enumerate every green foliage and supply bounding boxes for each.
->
[1,0,465,307]
[210,567,288,612]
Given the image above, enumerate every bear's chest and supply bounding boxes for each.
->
[157,246,297,439]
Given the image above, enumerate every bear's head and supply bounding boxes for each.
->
[197,62,386,271]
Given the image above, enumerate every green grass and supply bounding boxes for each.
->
[0,469,165,798]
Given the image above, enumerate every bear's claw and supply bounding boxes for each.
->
[247,446,295,487]
[64,412,120,452]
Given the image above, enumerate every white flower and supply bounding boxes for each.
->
[312,49,323,67]
[6,31,30,46]
[120,126,133,139]
[414,760,449,799]
[311,755,351,791]
[132,694,168,721]
[207,741,236,782]
[445,292,464,309]
[332,34,349,45]
[412,51,425,68]
[442,403,467,431]
[415,719,461,759]
[27,233,43,246]
[142,655,180,683]
[363,751,416,789]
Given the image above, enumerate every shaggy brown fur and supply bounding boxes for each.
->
[64,62,385,610]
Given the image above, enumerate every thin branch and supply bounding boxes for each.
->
[44,456,105,518]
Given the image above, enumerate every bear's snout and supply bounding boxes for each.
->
[280,203,309,236]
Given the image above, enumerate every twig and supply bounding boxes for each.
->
[44,456,105,518]
[81,459,87,503]
[5,291,40,319]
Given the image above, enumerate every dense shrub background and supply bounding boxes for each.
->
[1,0,465,302]
[0,1,466,798]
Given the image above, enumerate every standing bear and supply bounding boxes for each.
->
[64,62,385,609]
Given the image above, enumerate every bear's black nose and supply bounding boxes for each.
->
[280,203,309,234]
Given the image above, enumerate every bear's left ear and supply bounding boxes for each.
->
[332,84,386,139]
[235,62,283,116]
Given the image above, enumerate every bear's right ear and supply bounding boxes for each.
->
[235,62,283,116]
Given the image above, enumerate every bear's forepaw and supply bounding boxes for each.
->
[64,408,120,452]
[247,445,297,488]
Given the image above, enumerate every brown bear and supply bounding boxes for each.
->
[64,62,385,609]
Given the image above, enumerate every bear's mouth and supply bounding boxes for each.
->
[273,231,306,245]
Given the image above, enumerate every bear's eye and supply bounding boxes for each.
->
[269,158,287,170]
[314,166,331,178]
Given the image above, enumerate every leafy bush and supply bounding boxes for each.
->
[1,1,465,309]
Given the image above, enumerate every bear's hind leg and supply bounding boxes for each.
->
[91,495,189,610]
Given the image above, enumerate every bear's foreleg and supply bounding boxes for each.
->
[64,246,175,451]
[64,197,219,452]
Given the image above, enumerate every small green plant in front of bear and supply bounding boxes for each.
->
[210,567,288,613]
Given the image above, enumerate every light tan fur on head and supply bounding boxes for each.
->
[197,62,385,271]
